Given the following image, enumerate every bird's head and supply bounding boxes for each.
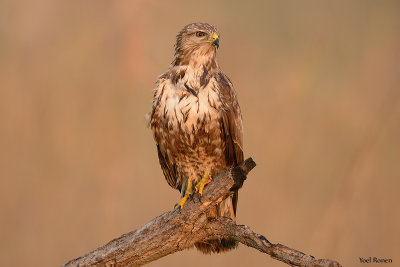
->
[173,22,220,68]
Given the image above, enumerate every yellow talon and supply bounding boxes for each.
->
[176,178,193,210]
[194,172,212,197]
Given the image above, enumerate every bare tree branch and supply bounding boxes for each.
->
[62,158,341,267]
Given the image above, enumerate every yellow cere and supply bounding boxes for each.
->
[212,33,219,41]
[201,33,219,44]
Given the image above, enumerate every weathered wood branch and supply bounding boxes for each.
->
[63,158,341,267]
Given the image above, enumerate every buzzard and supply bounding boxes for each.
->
[150,22,244,254]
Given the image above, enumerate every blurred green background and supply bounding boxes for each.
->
[1,1,399,266]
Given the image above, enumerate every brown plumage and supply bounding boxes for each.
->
[150,22,244,254]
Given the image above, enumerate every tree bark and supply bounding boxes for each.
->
[62,158,341,267]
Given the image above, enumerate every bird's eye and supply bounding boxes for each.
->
[195,31,206,37]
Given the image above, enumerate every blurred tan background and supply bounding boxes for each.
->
[1,1,399,266]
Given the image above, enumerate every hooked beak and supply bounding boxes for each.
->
[201,32,220,48]
[211,33,219,48]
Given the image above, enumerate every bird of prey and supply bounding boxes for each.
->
[150,22,244,254]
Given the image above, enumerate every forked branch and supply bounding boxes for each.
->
[62,158,341,267]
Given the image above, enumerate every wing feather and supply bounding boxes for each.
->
[216,72,244,215]
[151,75,180,190]
[156,144,178,189]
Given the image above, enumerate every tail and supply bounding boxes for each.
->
[194,191,238,254]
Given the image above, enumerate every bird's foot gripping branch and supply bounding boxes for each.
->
[63,158,341,267]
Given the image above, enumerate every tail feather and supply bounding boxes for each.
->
[194,193,238,254]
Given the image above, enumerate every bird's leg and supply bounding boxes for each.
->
[194,172,212,198]
[175,178,193,210]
